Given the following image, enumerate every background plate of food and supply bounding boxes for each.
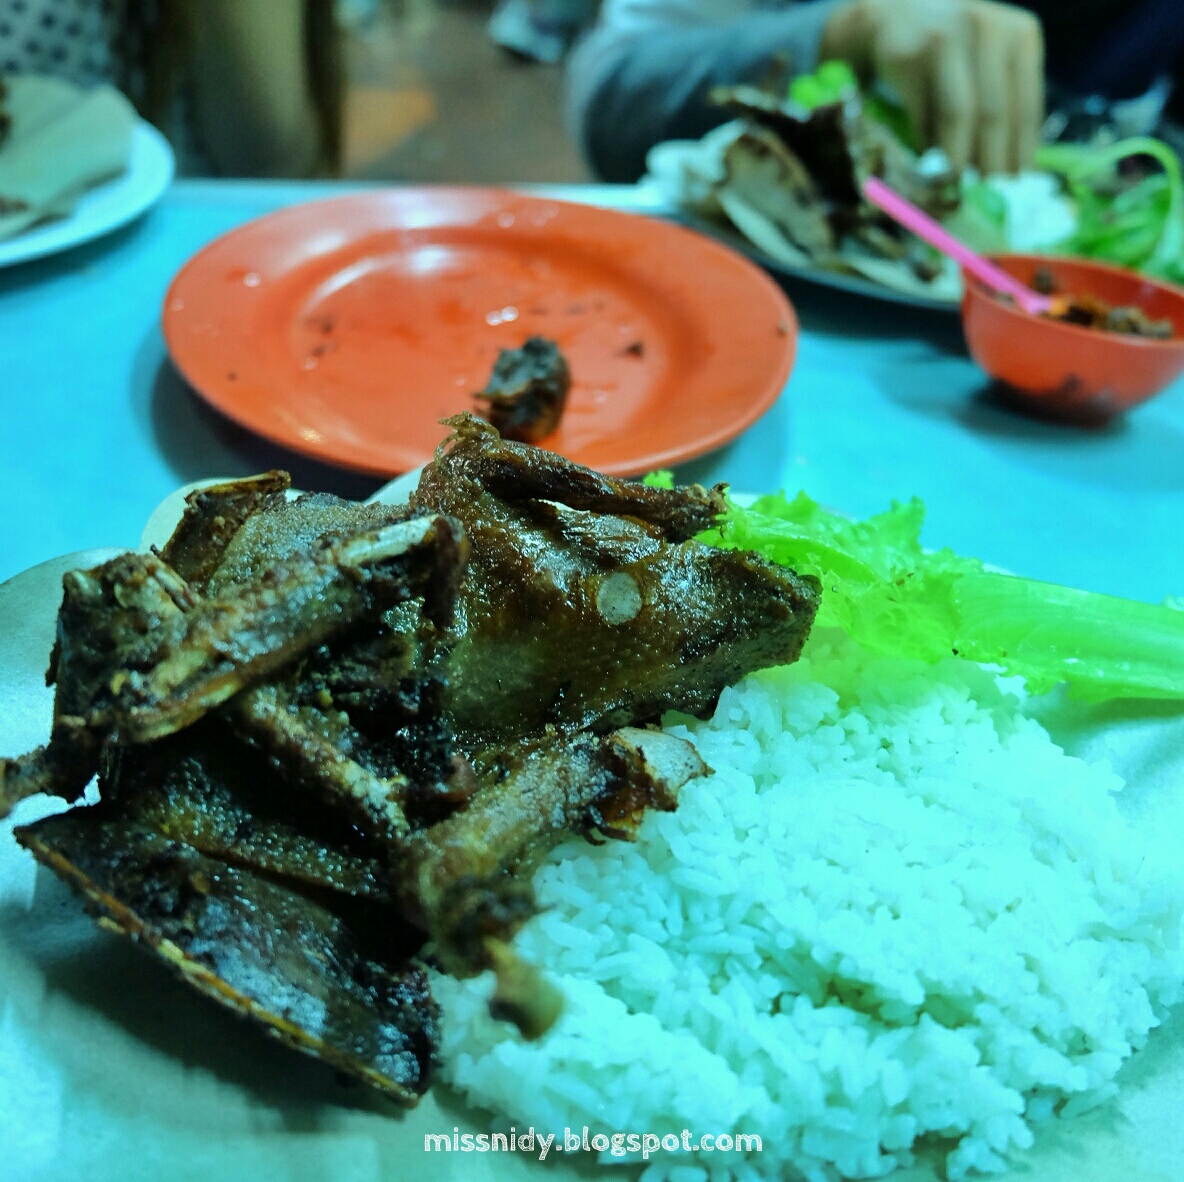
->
[647,63,1184,313]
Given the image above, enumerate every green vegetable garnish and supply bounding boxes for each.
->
[703,490,1184,701]
[814,60,858,94]
[1035,136,1184,282]
[788,59,859,110]
[788,60,921,152]
[862,90,921,153]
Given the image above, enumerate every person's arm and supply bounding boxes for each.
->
[186,0,340,177]
[566,0,842,183]
[567,0,1044,183]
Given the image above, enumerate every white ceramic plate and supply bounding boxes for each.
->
[0,119,174,269]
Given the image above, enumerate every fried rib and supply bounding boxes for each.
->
[16,809,437,1103]
[231,683,414,843]
[103,723,394,903]
[103,516,463,743]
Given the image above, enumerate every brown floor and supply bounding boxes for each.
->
[341,0,591,184]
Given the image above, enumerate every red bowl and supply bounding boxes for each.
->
[960,254,1184,420]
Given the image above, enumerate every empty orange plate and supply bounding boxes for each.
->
[162,188,798,476]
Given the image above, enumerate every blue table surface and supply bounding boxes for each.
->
[3,178,1184,603]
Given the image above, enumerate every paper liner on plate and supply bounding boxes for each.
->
[0,75,136,242]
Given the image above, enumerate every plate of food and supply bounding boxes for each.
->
[161,188,799,478]
[3,418,1184,1182]
[0,76,175,269]
[647,62,1184,312]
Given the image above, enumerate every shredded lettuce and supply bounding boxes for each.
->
[702,490,1184,702]
[1035,136,1184,282]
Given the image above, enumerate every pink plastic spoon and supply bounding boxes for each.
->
[862,175,1054,315]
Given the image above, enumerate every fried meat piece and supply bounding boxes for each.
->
[413,415,821,747]
[712,84,960,220]
[60,514,466,744]
[5,418,822,1062]
[474,336,571,443]
[1,552,199,818]
[4,498,468,818]
[231,682,415,843]
[102,722,394,903]
[720,125,837,260]
[398,725,708,1036]
[418,413,727,540]
[16,808,438,1104]
[158,471,292,592]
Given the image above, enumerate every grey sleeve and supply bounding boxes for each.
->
[565,0,843,182]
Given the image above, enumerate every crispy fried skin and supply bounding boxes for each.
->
[102,723,394,902]
[413,415,821,747]
[15,809,438,1104]
[158,472,292,592]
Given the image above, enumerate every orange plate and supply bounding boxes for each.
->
[162,188,799,476]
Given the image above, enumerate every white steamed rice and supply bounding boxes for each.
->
[435,629,1184,1180]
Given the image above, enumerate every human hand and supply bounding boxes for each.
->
[819,0,1044,174]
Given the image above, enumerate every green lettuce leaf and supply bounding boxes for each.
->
[788,60,859,110]
[701,491,1184,701]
